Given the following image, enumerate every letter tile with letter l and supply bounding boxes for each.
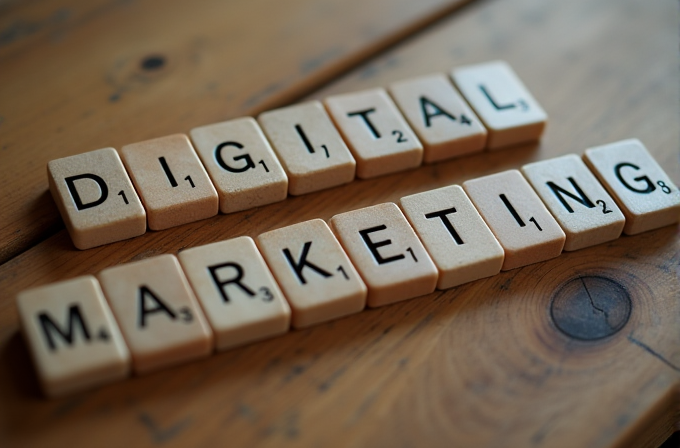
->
[98,254,213,374]
[16,276,131,398]
[178,237,291,351]
[330,203,437,307]
[47,148,146,249]
[257,219,366,328]
[522,154,625,251]
[463,170,565,271]
[583,139,680,235]
[190,118,288,214]
[120,134,218,230]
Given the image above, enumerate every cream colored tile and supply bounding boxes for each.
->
[189,118,288,213]
[463,170,565,271]
[178,237,291,351]
[258,101,356,195]
[120,134,218,230]
[16,276,130,398]
[389,74,487,163]
[47,148,146,249]
[400,186,504,289]
[451,61,547,149]
[98,254,213,374]
[257,219,366,328]
[522,154,625,251]
[324,88,423,178]
[330,203,437,307]
[583,139,680,235]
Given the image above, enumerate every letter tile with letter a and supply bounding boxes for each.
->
[16,276,131,397]
[583,139,680,235]
[178,237,291,351]
[98,254,213,374]
[330,203,437,307]
[257,219,366,328]
[47,148,146,249]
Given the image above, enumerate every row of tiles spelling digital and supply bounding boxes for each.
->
[48,60,549,250]
[21,139,680,397]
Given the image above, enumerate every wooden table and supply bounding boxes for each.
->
[1,0,678,446]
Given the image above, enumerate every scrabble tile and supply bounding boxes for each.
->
[389,74,487,163]
[189,118,288,214]
[16,276,130,398]
[257,219,366,328]
[463,170,565,271]
[258,101,356,195]
[400,186,504,289]
[178,237,291,351]
[451,61,547,149]
[522,154,625,251]
[120,134,218,230]
[583,139,680,235]
[330,203,437,307]
[47,148,146,249]
[98,254,213,374]
[324,88,423,178]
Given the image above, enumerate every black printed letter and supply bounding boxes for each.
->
[208,262,255,302]
[64,174,109,210]
[283,241,332,284]
[359,225,405,264]
[424,207,464,245]
[215,141,255,173]
[138,286,177,328]
[38,305,91,351]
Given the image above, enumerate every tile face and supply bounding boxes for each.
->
[120,134,218,230]
[98,254,213,374]
[522,154,625,251]
[330,203,437,307]
[178,237,291,350]
[389,74,487,163]
[47,148,146,249]
[257,219,366,328]
[400,186,504,289]
[583,139,680,235]
[452,61,547,149]
[16,276,130,397]
[258,101,356,195]
[463,170,565,271]
[190,118,288,213]
[324,88,423,178]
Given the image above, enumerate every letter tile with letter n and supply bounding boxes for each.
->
[330,203,438,307]
[463,170,565,271]
[178,237,291,351]
[47,148,146,249]
[257,219,366,328]
[120,134,218,230]
[324,88,423,178]
[98,254,213,374]
[583,139,680,235]
[16,276,131,397]
[258,101,356,195]
[451,61,547,149]
[522,154,625,251]
[190,118,288,214]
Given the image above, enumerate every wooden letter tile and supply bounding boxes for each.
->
[190,118,288,213]
[98,254,213,374]
[120,134,218,230]
[583,139,680,235]
[400,185,504,289]
[522,154,625,250]
[451,61,547,149]
[463,170,565,271]
[324,88,423,178]
[178,237,291,351]
[47,148,146,249]
[16,276,131,397]
[330,203,437,307]
[257,219,366,328]
[389,74,487,163]
[258,101,356,195]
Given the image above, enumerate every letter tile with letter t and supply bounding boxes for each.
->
[47,148,146,249]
